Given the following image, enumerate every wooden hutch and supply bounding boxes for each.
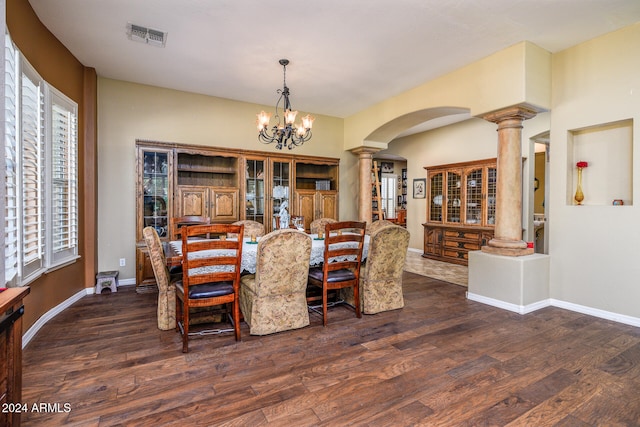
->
[135,140,339,289]
[423,158,496,265]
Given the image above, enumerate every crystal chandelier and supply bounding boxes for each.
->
[257,59,314,150]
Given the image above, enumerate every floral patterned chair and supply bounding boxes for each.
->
[230,220,265,239]
[142,226,176,330]
[341,224,410,314]
[366,219,395,235]
[310,217,337,235]
[240,229,312,335]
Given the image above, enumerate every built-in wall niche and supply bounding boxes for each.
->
[567,119,633,206]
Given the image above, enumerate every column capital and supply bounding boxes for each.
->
[349,146,382,158]
[482,105,538,126]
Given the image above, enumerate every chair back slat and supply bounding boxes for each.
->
[322,221,366,276]
[181,224,244,288]
[171,216,211,240]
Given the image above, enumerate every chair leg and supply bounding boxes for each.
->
[233,299,241,341]
[182,299,190,353]
[353,283,362,319]
[322,285,328,327]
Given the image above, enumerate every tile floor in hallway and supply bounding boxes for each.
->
[403,250,468,287]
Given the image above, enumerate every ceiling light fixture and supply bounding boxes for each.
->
[257,59,314,150]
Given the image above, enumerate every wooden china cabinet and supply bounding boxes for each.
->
[135,144,174,289]
[423,158,496,265]
[293,159,339,232]
[135,140,339,288]
[174,149,240,222]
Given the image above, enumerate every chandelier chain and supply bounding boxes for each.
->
[256,59,314,150]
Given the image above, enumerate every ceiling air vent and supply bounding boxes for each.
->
[127,23,167,47]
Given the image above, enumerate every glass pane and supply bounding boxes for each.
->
[272,161,290,216]
[465,168,483,224]
[487,167,497,225]
[429,173,443,222]
[245,159,265,224]
[447,172,461,223]
[143,151,169,237]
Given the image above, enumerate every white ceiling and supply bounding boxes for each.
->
[29,0,640,119]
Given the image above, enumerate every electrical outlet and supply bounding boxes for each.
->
[119,258,126,267]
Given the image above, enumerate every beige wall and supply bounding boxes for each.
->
[344,41,551,149]
[97,79,352,279]
[549,22,640,318]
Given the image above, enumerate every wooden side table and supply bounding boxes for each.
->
[0,286,30,427]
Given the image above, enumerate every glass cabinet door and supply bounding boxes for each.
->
[245,159,265,224]
[446,171,461,224]
[271,160,291,229]
[142,151,170,238]
[487,166,497,226]
[465,168,483,224]
[429,172,443,222]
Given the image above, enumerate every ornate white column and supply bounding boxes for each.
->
[482,106,537,256]
[350,147,382,224]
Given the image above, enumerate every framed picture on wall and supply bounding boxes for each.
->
[413,178,426,199]
[380,162,394,173]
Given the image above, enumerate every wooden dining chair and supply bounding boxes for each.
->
[170,215,210,240]
[175,223,244,352]
[307,220,366,326]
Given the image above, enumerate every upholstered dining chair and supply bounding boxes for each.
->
[310,217,337,235]
[307,220,366,326]
[170,215,210,241]
[366,219,395,235]
[240,229,312,335]
[229,220,265,239]
[342,224,410,314]
[142,226,176,331]
[175,223,244,352]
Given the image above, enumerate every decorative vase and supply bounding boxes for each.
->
[574,167,584,205]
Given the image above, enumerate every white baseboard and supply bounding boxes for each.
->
[466,292,640,327]
[550,298,640,328]
[22,280,137,348]
[466,292,551,314]
[22,288,89,348]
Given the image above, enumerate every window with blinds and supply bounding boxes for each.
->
[380,173,397,219]
[4,35,18,286]
[49,91,78,263]
[3,32,79,287]
[20,61,45,280]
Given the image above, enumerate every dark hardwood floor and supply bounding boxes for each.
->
[21,272,640,426]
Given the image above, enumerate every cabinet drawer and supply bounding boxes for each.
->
[443,240,481,251]
[443,249,469,262]
[444,229,480,241]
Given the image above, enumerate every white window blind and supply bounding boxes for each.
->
[48,90,78,263]
[4,35,18,286]
[20,61,45,280]
[381,173,397,219]
[4,32,79,286]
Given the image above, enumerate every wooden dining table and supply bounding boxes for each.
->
[165,233,370,274]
